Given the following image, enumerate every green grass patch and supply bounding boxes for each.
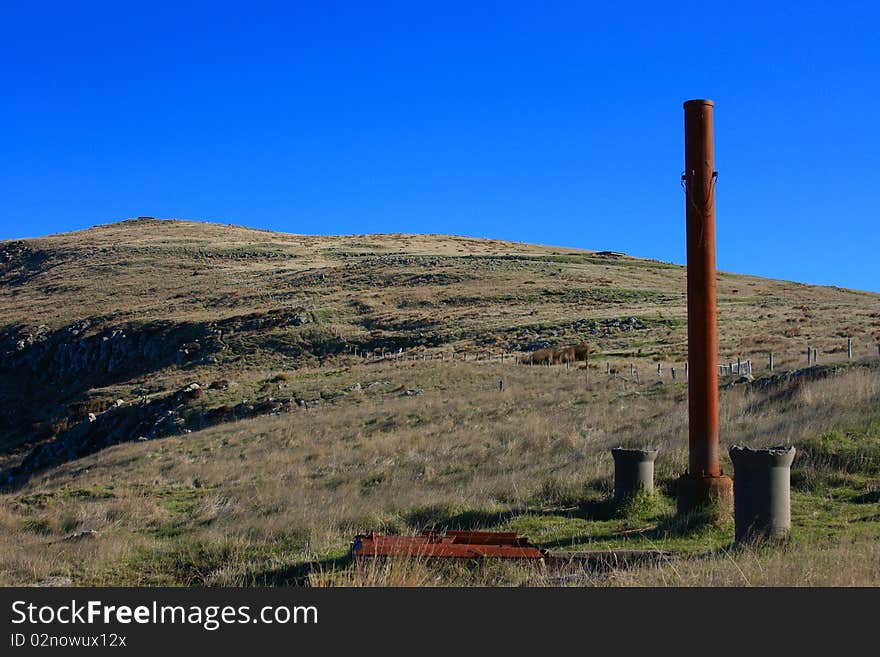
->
[14,485,117,509]
[798,426,880,475]
[100,537,305,586]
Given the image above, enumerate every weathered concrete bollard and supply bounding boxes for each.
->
[611,447,659,500]
[730,445,796,543]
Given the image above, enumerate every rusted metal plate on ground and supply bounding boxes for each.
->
[351,530,546,560]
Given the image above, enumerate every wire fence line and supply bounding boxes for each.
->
[338,337,880,381]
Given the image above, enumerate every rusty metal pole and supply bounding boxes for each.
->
[677,99,733,514]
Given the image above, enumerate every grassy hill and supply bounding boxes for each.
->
[1,217,878,586]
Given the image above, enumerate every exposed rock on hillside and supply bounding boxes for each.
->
[1,219,876,486]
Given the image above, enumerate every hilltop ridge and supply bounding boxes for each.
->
[1,218,879,586]
[1,218,878,478]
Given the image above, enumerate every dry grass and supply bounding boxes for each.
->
[3,218,878,367]
[308,539,880,587]
[1,219,879,586]
[2,358,878,586]
[610,539,880,587]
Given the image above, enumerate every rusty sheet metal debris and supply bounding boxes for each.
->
[351,530,546,559]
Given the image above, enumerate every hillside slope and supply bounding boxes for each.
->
[1,217,878,477]
[1,218,880,586]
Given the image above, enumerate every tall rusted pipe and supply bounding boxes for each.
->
[685,99,719,478]
[677,99,733,514]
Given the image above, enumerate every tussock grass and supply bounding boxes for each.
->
[2,220,879,585]
[1,359,878,586]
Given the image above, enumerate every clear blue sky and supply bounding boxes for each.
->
[2,1,878,291]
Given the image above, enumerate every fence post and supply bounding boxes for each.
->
[769,352,773,372]
[807,344,811,365]
[813,348,818,364]
[847,337,852,360]
[657,363,662,377]
[672,367,677,380]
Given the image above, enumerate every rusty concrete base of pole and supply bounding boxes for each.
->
[676,473,733,515]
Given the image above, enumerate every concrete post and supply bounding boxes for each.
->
[847,338,852,360]
[611,447,659,500]
[769,352,774,372]
[730,445,796,543]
